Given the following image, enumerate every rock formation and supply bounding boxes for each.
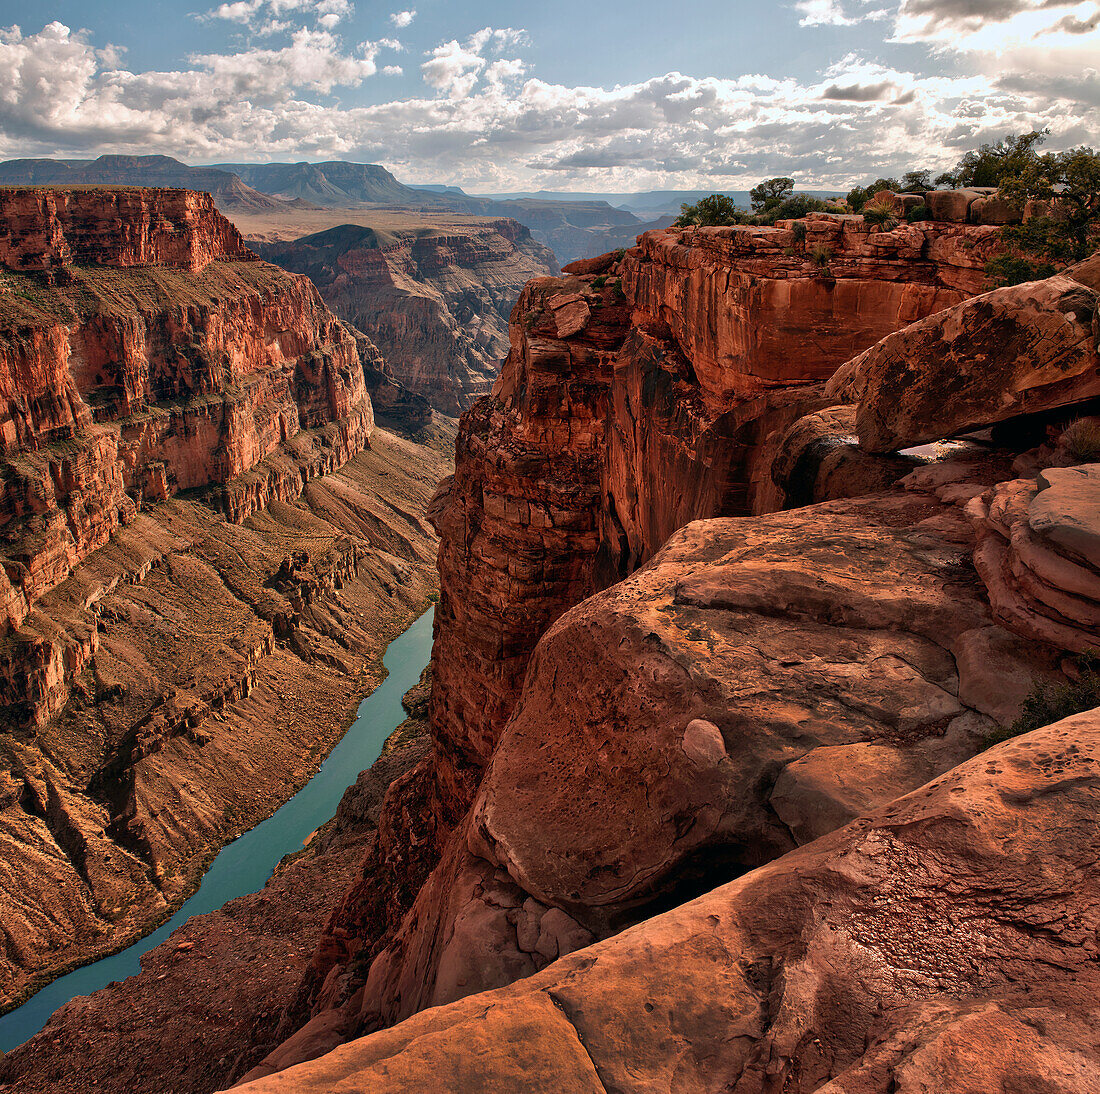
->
[0,672,435,1094]
[0,187,375,640]
[252,220,559,414]
[232,215,1097,1083]
[9,204,1100,1094]
[0,187,453,1015]
[827,253,1100,452]
[232,707,1100,1094]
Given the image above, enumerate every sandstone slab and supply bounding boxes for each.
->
[232,710,1100,1094]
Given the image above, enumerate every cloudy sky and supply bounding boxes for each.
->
[0,0,1096,192]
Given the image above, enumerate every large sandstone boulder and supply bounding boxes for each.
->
[969,463,1100,652]
[232,709,1100,1094]
[971,192,1023,226]
[826,257,1100,452]
[252,481,1058,1065]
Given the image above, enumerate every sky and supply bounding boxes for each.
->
[0,0,1097,193]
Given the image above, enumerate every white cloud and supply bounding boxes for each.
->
[390,10,416,28]
[795,0,889,25]
[0,17,1097,192]
[420,28,527,99]
[202,0,354,33]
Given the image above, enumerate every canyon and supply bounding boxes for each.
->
[225,214,1100,1089]
[245,214,558,415]
[0,186,453,1021]
[2,194,1100,1094]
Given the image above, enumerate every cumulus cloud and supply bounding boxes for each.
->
[0,16,1097,191]
[420,27,527,98]
[893,0,1085,41]
[202,0,354,33]
[390,10,416,28]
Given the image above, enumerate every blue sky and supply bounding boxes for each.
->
[0,0,1097,191]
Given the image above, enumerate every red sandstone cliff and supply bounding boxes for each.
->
[0,188,379,643]
[231,214,1069,1075]
[252,219,559,414]
[0,188,454,1016]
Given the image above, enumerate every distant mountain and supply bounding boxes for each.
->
[409,184,470,196]
[0,155,282,212]
[215,160,652,262]
[0,153,675,263]
[221,162,435,207]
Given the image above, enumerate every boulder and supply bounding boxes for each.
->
[927,188,980,222]
[970,192,1023,226]
[826,261,1100,453]
[231,710,1100,1094]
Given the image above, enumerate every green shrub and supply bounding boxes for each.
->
[985,652,1100,748]
[809,243,832,269]
[1062,418,1100,462]
[862,200,898,229]
[675,193,744,227]
[791,222,807,244]
[984,254,1056,287]
[906,203,932,222]
[592,274,608,289]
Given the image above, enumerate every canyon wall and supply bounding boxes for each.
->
[232,212,1079,1073]
[0,187,378,642]
[252,219,558,414]
[222,222,1100,1091]
[0,188,455,1015]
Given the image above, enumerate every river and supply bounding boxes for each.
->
[0,605,436,1053]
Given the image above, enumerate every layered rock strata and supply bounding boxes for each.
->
[241,220,1045,1075]
[434,216,1001,803]
[970,463,1100,652]
[233,708,1100,1094]
[0,424,453,1013]
[0,188,395,647]
[0,188,454,1013]
[252,219,558,414]
[0,186,253,272]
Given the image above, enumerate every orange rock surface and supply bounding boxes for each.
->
[0,188,376,637]
[232,709,1100,1094]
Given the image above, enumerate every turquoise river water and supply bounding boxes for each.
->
[0,605,436,1053]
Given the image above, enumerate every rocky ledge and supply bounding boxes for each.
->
[233,707,1100,1093]
[230,218,1100,1089]
[0,187,253,273]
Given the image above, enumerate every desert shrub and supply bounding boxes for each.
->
[758,193,828,225]
[809,243,832,268]
[592,274,608,289]
[906,203,932,222]
[862,200,898,229]
[783,246,797,257]
[791,222,807,243]
[1062,418,1100,462]
[984,254,1056,287]
[847,178,901,212]
[985,652,1100,748]
[676,193,744,227]
[750,177,795,212]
